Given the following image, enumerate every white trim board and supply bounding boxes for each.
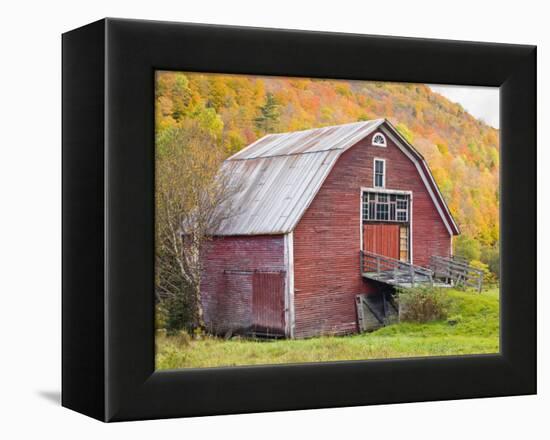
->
[361,187,412,195]
[284,232,295,338]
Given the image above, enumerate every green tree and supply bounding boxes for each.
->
[454,235,481,262]
[171,73,192,121]
[481,243,500,279]
[191,105,224,139]
[255,93,280,132]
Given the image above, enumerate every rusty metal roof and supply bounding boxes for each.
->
[213,120,384,235]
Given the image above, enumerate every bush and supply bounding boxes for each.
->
[163,291,196,335]
[480,243,500,280]
[397,286,450,322]
[155,303,168,330]
[470,259,498,286]
[454,235,481,261]
[454,236,499,283]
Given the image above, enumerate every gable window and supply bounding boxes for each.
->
[374,159,385,188]
[372,132,387,147]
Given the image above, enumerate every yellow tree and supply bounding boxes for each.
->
[156,121,239,331]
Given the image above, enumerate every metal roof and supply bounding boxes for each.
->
[213,120,384,235]
[229,119,384,160]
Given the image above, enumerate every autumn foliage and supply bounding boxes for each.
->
[155,71,499,270]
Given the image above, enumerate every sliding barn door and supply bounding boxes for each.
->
[363,223,400,260]
[252,272,285,336]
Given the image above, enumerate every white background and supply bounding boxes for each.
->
[0,0,546,437]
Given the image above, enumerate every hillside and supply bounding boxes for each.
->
[155,72,499,263]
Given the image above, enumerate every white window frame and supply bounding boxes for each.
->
[372,132,387,147]
[373,158,386,188]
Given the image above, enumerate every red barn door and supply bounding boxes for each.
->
[252,272,285,336]
[363,224,400,260]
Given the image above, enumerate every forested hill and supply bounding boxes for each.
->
[155,72,499,254]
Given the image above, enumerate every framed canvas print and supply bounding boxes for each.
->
[62,18,536,422]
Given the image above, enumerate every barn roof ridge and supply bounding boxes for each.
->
[251,118,385,139]
[227,147,348,161]
[226,119,385,161]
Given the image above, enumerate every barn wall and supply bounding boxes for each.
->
[293,131,451,338]
[200,235,286,335]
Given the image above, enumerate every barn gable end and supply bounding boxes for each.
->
[292,128,454,338]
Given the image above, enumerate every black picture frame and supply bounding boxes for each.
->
[62,18,536,422]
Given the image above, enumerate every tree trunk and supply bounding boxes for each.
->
[193,282,205,330]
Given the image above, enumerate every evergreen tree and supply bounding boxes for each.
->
[254,93,280,132]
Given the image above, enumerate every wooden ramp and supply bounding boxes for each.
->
[360,250,435,288]
[360,251,484,292]
[357,252,484,333]
[430,255,484,292]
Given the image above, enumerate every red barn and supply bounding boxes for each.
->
[201,119,460,338]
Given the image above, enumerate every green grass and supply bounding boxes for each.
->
[156,288,499,370]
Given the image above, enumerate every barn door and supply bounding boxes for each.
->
[363,223,400,260]
[252,272,285,336]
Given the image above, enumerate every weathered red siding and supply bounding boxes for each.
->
[293,131,451,338]
[201,235,286,335]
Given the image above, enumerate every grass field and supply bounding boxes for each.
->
[156,288,499,370]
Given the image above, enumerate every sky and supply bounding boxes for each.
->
[428,84,499,129]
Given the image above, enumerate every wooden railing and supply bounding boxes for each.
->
[360,250,434,287]
[430,255,483,292]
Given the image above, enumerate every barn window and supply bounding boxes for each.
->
[372,132,387,147]
[362,192,409,223]
[374,159,385,188]
[376,201,389,220]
